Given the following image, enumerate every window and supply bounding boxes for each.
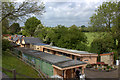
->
[63,53,66,56]
[72,55,75,59]
[79,67,82,69]
[58,52,62,55]
[47,49,50,52]
[37,48,39,49]
[77,57,80,60]
[84,60,88,61]
[66,54,70,57]
[53,51,56,54]
[43,48,45,52]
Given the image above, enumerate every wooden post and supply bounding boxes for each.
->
[64,70,66,78]
[63,70,64,80]
[12,69,16,80]
[82,67,84,75]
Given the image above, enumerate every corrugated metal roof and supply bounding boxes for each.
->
[31,43,48,46]
[44,45,96,55]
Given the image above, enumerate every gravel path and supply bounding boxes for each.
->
[85,68,119,78]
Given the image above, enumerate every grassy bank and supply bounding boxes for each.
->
[2,50,39,78]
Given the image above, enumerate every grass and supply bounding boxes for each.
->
[84,32,108,47]
[2,50,40,78]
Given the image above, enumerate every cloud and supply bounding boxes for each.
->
[16,0,117,27]
[38,1,103,27]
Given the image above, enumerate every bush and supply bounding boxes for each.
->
[86,64,92,68]
[107,66,112,69]
[2,39,13,51]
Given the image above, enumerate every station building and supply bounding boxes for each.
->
[29,44,98,64]
[16,47,87,78]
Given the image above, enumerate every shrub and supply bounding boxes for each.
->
[2,39,13,51]
[107,66,112,69]
[86,64,92,68]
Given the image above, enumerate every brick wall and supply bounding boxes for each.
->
[101,55,114,65]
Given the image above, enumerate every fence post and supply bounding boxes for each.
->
[12,69,16,80]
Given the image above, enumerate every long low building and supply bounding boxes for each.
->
[16,47,87,78]
[10,35,98,64]
[30,45,98,64]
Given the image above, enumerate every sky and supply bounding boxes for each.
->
[14,0,118,27]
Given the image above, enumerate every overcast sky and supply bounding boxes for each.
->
[15,0,118,27]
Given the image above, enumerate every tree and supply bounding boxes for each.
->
[68,25,87,50]
[2,25,8,34]
[2,18,9,29]
[90,34,115,61]
[48,25,68,46]
[90,33,114,54]
[9,23,21,34]
[24,17,41,36]
[111,1,120,55]
[81,25,85,28]
[2,39,13,51]
[34,25,52,42]
[89,1,120,55]
[2,18,9,34]
[47,25,88,51]
[89,1,117,32]
[1,2,45,22]
[118,1,120,55]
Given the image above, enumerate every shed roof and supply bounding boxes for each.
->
[44,45,97,55]
[56,60,86,68]
[100,52,114,56]
[22,37,43,44]
[17,47,86,69]
[13,37,19,42]
[11,35,23,42]
[31,43,48,46]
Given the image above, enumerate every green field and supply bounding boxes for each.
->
[84,32,108,47]
[2,51,40,78]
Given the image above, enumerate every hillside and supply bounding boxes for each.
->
[2,51,40,78]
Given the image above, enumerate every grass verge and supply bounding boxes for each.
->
[2,50,40,78]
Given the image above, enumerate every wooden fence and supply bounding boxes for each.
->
[1,67,31,80]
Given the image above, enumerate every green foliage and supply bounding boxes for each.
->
[89,1,118,32]
[81,25,85,28]
[48,25,68,46]
[2,26,8,34]
[89,1,120,59]
[2,18,10,34]
[34,24,46,39]
[87,26,106,32]
[9,23,21,34]
[2,39,12,51]
[90,33,114,54]
[2,18,9,28]
[86,64,92,68]
[114,52,118,61]
[111,1,120,53]
[24,17,41,36]
[46,25,88,51]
